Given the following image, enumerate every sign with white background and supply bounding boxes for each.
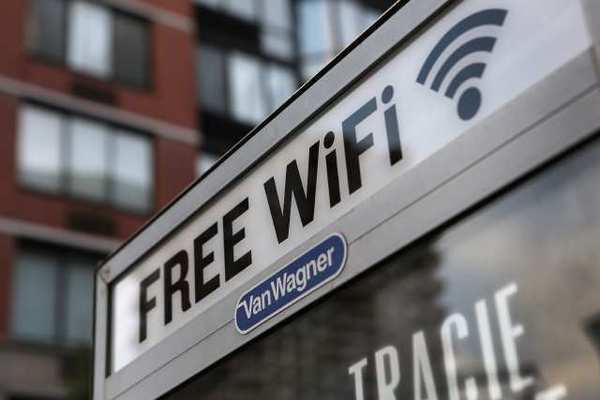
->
[111,0,591,372]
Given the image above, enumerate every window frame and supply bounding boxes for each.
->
[10,241,104,348]
[25,0,69,64]
[16,102,155,214]
[196,44,301,125]
[296,0,391,80]
[25,0,153,90]
[194,0,302,137]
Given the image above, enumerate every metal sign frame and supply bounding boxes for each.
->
[94,0,600,398]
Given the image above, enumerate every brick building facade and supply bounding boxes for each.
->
[0,1,198,398]
[0,0,393,399]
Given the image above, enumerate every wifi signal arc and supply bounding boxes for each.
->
[416,8,508,121]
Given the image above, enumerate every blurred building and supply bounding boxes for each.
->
[0,0,198,399]
[0,0,393,399]
[193,0,394,174]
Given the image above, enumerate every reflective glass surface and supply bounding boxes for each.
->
[228,52,267,124]
[261,29,294,60]
[10,248,100,346]
[67,1,113,78]
[68,118,109,201]
[167,138,600,399]
[223,0,258,21]
[298,0,333,57]
[10,252,58,343]
[197,45,227,114]
[112,131,153,211]
[262,0,292,30]
[65,259,95,344]
[266,64,296,110]
[196,152,218,177]
[17,106,63,193]
[114,12,149,87]
[26,0,66,61]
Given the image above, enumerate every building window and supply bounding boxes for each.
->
[114,12,150,87]
[196,46,297,124]
[112,132,153,210]
[17,104,154,212]
[10,244,100,346]
[27,0,150,87]
[297,0,383,79]
[26,0,66,62]
[17,106,63,193]
[228,52,267,124]
[196,45,227,115]
[196,151,218,177]
[68,117,109,201]
[67,1,113,78]
[194,0,299,157]
[260,0,294,61]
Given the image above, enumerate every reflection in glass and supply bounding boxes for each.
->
[298,0,333,57]
[261,29,293,60]
[65,260,95,344]
[266,64,296,110]
[262,0,292,30]
[228,52,267,124]
[196,152,218,177]
[26,0,66,61]
[338,0,362,47]
[297,0,387,80]
[114,12,149,87]
[112,131,153,211]
[197,45,227,114]
[11,252,58,343]
[223,0,257,21]
[18,106,63,192]
[67,1,113,78]
[167,137,600,399]
[68,118,108,201]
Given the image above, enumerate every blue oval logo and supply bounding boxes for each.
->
[235,233,347,334]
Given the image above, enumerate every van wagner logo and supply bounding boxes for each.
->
[417,8,508,121]
[235,233,347,334]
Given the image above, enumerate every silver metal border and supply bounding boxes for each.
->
[94,1,600,399]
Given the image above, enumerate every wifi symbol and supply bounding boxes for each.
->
[417,9,508,121]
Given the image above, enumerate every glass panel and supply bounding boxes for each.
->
[11,251,58,343]
[166,138,600,400]
[228,52,267,124]
[17,106,63,192]
[298,0,334,56]
[261,30,293,60]
[338,0,362,47]
[301,57,328,80]
[262,0,291,30]
[196,152,219,177]
[196,45,227,114]
[223,0,257,21]
[360,7,380,30]
[68,118,108,201]
[67,1,113,78]
[112,131,153,211]
[114,13,149,87]
[266,65,296,111]
[26,0,66,61]
[194,0,219,8]
[65,258,95,344]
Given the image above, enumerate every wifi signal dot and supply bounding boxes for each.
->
[457,87,481,121]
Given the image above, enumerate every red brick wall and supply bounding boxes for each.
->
[0,0,199,370]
